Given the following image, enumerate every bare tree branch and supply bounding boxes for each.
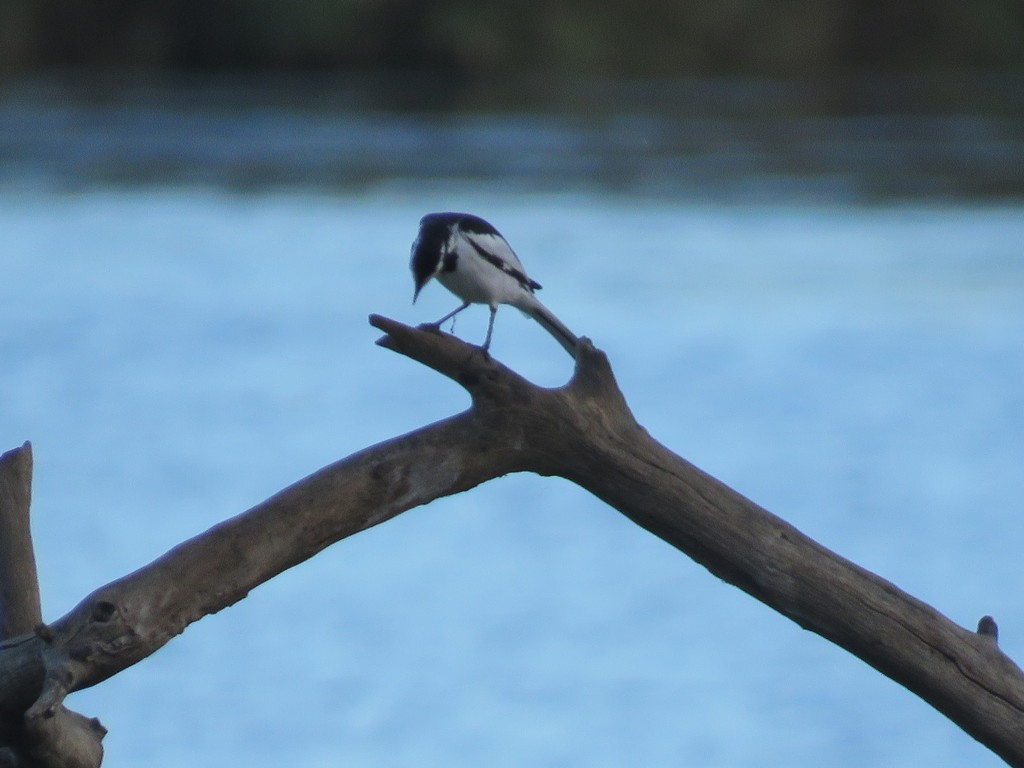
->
[2,317,1023,765]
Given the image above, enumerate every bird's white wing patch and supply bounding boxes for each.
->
[464,231,526,274]
[463,231,542,291]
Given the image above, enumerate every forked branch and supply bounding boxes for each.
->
[1,317,1022,766]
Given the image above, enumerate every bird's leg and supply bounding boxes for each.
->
[427,302,470,329]
[481,306,497,355]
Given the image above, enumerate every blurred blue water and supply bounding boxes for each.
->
[2,184,1022,767]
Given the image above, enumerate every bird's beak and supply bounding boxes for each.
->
[412,282,423,304]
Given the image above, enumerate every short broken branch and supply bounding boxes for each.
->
[0,443,41,640]
[0,444,105,768]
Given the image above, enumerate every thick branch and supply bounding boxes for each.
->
[1,317,1022,766]
[377,317,1024,763]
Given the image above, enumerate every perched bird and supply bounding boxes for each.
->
[410,212,578,357]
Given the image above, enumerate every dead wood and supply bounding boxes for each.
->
[1,317,1022,765]
[1,444,107,768]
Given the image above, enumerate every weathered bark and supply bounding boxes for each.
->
[0,441,41,760]
[1,317,1022,765]
[0,444,107,768]
[0,443,40,639]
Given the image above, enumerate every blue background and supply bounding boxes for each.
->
[2,86,1023,766]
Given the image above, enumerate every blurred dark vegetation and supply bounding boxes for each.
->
[1,0,1022,77]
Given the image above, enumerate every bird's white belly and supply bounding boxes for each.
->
[437,254,524,306]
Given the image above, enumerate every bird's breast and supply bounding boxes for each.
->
[437,253,527,306]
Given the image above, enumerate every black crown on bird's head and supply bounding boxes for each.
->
[410,212,502,302]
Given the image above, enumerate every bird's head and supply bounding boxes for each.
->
[410,213,458,303]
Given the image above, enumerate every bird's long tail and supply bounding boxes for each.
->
[517,295,578,358]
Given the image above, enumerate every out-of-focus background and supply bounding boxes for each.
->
[2,3,1023,766]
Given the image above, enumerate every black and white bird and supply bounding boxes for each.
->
[410,212,578,357]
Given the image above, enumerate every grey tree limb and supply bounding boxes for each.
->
[1,316,1022,765]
